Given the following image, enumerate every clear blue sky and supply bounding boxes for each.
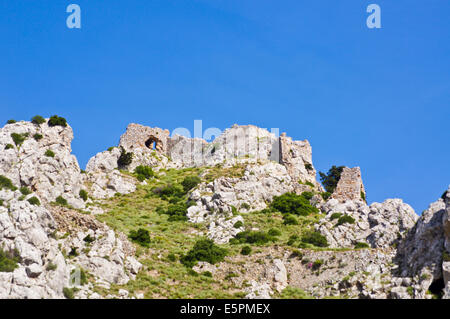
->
[1,1,449,213]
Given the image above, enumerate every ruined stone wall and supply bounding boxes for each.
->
[331,167,366,202]
[117,123,321,189]
[119,123,170,153]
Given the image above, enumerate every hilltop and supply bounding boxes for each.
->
[0,116,448,299]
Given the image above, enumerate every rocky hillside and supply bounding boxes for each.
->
[0,116,448,299]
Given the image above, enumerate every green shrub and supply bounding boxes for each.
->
[117,147,133,167]
[283,214,299,225]
[129,228,151,247]
[259,208,272,214]
[330,212,342,220]
[167,253,177,262]
[47,115,67,127]
[287,235,299,246]
[6,119,16,124]
[181,176,202,193]
[161,202,188,221]
[407,286,414,297]
[180,238,228,267]
[361,191,366,202]
[301,191,314,201]
[5,144,14,150]
[202,271,213,277]
[45,149,55,158]
[83,234,95,244]
[46,263,57,271]
[0,248,20,272]
[336,215,355,226]
[0,175,17,191]
[79,189,88,201]
[11,133,27,146]
[270,192,319,216]
[0,199,3,206]
[241,246,252,256]
[305,181,315,188]
[233,221,243,229]
[321,192,331,201]
[33,133,43,141]
[20,187,31,196]
[301,231,328,247]
[68,247,79,258]
[27,196,40,206]
[240,202,251,210]
[235,231,274,245]
[63,287,75,299]
[31,115,46,125]
[319,165,345,193]
[290,249,304,259]
[55,195,68,206]
[312,259,324,270]
[135,165,155,181]
[268,228,281,237]
[354,242,370,249]
[107,146,115,152]
[152,184,184,200]
[443,251,450,262]
[305,163,313,171]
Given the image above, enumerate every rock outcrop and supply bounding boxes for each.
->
[317,198,418,249]
[0,189,68,298]
[0,120,85,208]
[395,186,450,298]
[1,118,449,300]
[187,161,295,243]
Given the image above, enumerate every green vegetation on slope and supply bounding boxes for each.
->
[92,165,361,298]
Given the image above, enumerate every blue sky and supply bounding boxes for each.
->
[1,1,449,213]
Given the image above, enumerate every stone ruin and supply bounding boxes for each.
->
[119,123,170,153]
[117,123,370,201]
[117,123,320,190]
[331,167,366,202]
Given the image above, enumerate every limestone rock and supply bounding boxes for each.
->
[317,198,418,249]
[187,161,295,243]
[0,190,69,299]
[0,120,85,208]
[279,133,321,191]
[245,280,273,299]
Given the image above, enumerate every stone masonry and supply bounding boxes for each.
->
[331,167,366,202]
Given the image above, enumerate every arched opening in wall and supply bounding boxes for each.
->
[145,137,158,150]
[428,277,445,298]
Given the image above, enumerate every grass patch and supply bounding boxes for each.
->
[27,196,41,206]
[45,149,55,158]
[277,286,313,299]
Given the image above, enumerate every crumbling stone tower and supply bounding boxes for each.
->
[331,167,366,202]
